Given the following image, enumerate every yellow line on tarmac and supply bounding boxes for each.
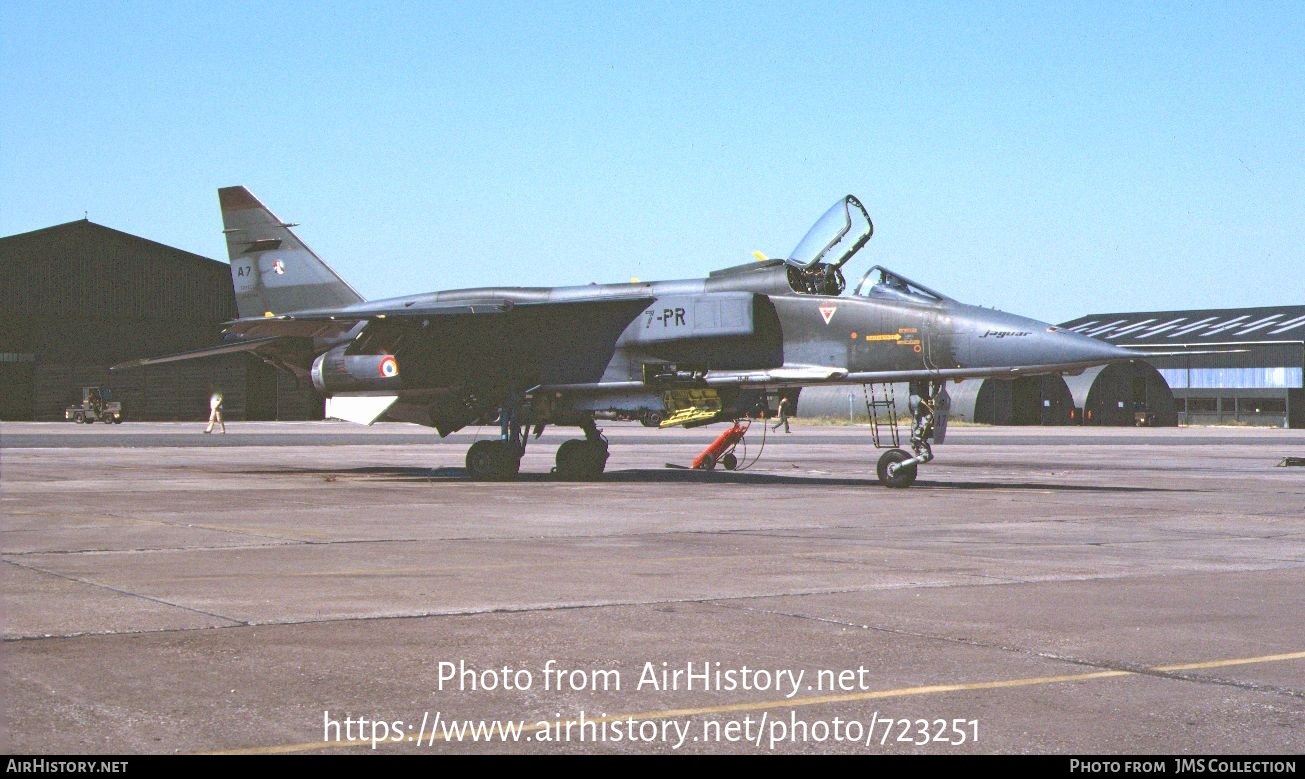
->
[1153,651,1305,672]
[202,650,1305,754]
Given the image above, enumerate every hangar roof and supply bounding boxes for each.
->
[1,218,234,322]
[0,219,224,270]
[1059,305,1305,345]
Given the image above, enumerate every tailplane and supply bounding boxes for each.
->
[219,186,364,319]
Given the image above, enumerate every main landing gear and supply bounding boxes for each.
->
[465,426,609,482]
[463,391,608,481]
[465,389,530,481]
[874,380,943,489]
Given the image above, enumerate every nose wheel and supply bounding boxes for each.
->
[876,448,918,488]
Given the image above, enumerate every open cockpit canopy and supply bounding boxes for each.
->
[786,195,873,271]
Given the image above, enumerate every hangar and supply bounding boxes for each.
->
[1061,306,1305,429]
[0,219,320,421]
[945,373,1077,426]
[941,359,1178,427]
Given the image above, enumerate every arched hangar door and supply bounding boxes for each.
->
[950,375,1074,425]
[1064,362,1176,426]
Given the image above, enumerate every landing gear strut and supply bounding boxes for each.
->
[875,380,943,488]
[465,389,530,481]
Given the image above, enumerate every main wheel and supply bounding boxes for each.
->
[554,439,608,480]
[554,439,585,479]
[466,440,520,481]
[466,440,500,480]
[876,448,918,488]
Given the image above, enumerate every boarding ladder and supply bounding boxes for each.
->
[862,383,900,449]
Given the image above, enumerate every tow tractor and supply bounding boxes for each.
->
[65,387,124,424]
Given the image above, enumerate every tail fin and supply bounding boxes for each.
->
[219,186,364,319]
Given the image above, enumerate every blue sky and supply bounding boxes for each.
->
[2,1,1302,323]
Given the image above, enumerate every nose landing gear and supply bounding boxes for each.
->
[869,380,945,488]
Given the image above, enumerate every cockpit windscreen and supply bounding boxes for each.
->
[854,265,951,303]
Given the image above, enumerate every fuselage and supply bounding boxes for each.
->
[291,259,1136,433]
[320,259,1133,386]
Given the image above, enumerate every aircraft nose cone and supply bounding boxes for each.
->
[956,307,1137,370]
[1052,328,1138,363]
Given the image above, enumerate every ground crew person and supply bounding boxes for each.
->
[771,395,792,433]
[204,387,225,434]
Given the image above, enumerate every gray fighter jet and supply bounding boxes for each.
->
[115,188,1136,487]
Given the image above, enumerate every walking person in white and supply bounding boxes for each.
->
[204,387,225,434]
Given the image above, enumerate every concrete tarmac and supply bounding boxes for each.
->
[2,421,1303,755]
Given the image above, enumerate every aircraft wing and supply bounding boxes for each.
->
[110,335,313,371]
[115,293,657,387]
[241,294,654,325]
[539,361,1141,394]
[831,362,1143,384]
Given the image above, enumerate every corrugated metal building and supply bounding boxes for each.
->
[1061,306,1305,429]
[0,219,319,421]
